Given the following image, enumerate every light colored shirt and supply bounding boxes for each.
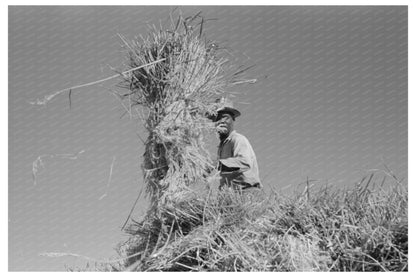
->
[217,130,261,189]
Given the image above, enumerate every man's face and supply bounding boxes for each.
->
[215,112,234,136]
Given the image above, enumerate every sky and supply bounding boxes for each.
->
[8,6,407,271]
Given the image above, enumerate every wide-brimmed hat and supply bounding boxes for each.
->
[208,97,241,121]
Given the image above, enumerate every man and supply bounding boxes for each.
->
[209,98,262,190]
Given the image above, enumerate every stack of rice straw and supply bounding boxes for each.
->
[117,13,252,210]
[113,13,259,270]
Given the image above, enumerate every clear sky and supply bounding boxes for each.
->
[8,6,407,271]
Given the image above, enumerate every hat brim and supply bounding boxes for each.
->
[207,107,241,121]
[218,107,241,118]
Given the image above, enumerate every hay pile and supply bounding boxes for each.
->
[115,186,332,272]
[89,171,406,272]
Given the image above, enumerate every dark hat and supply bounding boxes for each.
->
[208,97,241,121]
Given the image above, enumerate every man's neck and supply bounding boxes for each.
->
[219,130,234,142]
[219,133,228,142]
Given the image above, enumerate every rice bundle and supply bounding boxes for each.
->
[95,171,406,272]
[117,14,248,210]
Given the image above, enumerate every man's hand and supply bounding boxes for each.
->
[216,124,228,135]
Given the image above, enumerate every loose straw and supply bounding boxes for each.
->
[30,58,166,106]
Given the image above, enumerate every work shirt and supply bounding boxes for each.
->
[217,130,261,189]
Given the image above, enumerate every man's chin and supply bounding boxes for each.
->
[217,129,229,137]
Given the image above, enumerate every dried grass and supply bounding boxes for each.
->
[96,171,407,272]
[116,13,254,211]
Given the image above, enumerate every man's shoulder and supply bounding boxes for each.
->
[230,131,249,143]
